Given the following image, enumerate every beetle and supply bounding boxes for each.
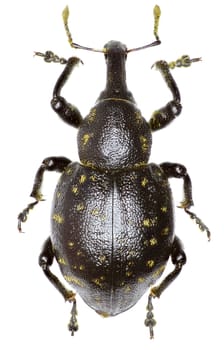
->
[18,5,210,339]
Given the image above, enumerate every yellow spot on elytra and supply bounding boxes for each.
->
[76,203,85,211]
[161,206,168,213]
[53,213,64,224]
[77,250,84,257]
[94,296,101,302]
[72,186,78,194]
[161,227,169,235]
[152,265,166,279]
[79,265,85,271]
[99,255,106,263]
[143,217,157,227]
[90,175,97,181]
[150,237,158,246]
[146,260,155,268]
[139,136,149,153]
[56,191,61,198]
[138,277,145,283]
[124,285,131,292]
[92,276,105,288]
[143,219,151,227]
[68,241,75,248]
[141,177,149,187]
[100,214,106,222]
[81,160,96,168]
[91,208,99,216]
[64,275,85,287]
[128,250,136,258]
[58,257,67,265]
[79,175,86,184]
[126,271,133,277]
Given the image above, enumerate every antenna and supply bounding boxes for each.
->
[62,5,161,53]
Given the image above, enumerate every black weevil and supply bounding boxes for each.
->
[18,5,210,339]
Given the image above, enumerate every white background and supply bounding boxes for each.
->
[1,0,222,349]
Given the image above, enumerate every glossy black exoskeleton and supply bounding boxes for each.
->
[18,6,210,339]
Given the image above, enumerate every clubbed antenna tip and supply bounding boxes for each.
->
[62,5,73,46]
[153,5,161,41]
[62,5,69,23]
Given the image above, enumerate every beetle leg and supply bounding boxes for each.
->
[51,57,83,128]
[39,237,75,301]
[145,236,186,337]
[34,51,68,64]
[68,299,79,335]
[18,156,71,232]
[150,236,186,298]
[149,60,181,131]
[149,56,200,132]
[144,295,156,339]
[39,237,78,334]
[160,162,211,240]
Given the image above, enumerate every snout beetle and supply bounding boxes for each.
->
[18,5,210,339]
